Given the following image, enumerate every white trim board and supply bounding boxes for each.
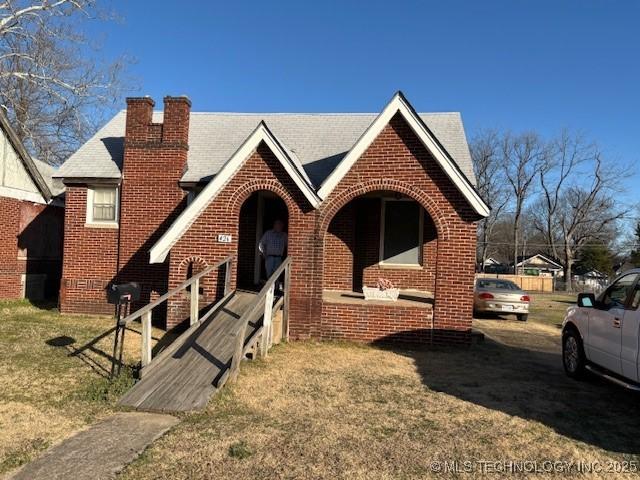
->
[317,92,490,218]
[85,185,120,227]
[149,122,320,264]
[0,185,46,204]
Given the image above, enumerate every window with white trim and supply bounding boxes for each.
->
[86,187,119,225]
[379,199,423,266]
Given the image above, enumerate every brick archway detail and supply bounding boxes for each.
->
[318,179,450,240]
[177,255,209,276]
[226,179,296,220]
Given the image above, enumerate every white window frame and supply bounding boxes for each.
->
[85,186,119,228]
[379,198,423,268]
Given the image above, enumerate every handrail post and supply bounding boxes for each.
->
[229,318,249,382]
[261,283,275,357]
[190,277,199,326]
[141,310,152,368]
[283,262,291,341]
[224,258,232,296]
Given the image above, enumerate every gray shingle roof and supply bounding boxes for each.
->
[33,158,65,197]
[55,111,476,187]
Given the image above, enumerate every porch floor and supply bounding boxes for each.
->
[323,289,434,308]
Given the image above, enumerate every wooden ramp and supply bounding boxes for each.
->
[119,291,260,412]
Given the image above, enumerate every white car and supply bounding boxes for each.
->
[562,270,640,390]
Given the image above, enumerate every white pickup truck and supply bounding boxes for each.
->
[562,270,640,390]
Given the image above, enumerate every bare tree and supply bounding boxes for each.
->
[471,130,510,271]
[532,130,592,261]
[500,132,546,273]
[555,154,630,289]
[0,0,129,164]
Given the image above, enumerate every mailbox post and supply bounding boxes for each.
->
[107,282,141,378]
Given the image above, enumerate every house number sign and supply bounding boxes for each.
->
[217,234,232,243]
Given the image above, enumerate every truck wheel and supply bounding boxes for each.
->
[517,314,528,322]
[562,329,585,379]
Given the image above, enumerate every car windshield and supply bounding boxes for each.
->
[477,279,520,291]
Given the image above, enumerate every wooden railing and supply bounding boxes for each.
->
[121,255,235,370]
[227,257,291,383]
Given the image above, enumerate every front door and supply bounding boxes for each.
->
[586,273,638,375]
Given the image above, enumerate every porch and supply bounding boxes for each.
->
[320,190,439,344]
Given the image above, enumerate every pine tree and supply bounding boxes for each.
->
[576,243,613,276]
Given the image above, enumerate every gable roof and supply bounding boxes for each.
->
[318,92,489,216]
[55,108,477,189]
[515,254,563,269]
[0,109,52,202]
[149,122,321,263]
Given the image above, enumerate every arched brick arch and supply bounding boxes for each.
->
[177,255,209,277]
[226,179,297,220]
[318,179,450,240]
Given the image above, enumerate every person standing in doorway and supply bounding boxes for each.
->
[259,219,288,278]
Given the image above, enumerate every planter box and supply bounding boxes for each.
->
[362,286,400,302]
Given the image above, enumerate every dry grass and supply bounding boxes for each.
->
[0,300,164,475]
[120,321,640,479]
[528,293,577,328]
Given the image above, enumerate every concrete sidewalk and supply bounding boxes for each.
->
[8,412,179,480]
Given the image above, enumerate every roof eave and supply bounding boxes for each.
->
[0,109,52,202]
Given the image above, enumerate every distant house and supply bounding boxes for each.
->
[479,257,508,273]
[513,254,563,277]
[0,110,65,301]
[573,269,608,291]
[54,92,489,344]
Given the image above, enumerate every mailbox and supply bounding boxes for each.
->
[107,282,141,305]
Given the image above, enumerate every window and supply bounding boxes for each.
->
[477,279,519,290]
[379,199,423,266]
[599,274,639,310]
[86,187,119,226]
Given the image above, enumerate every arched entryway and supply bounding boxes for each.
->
[322,189,438,303]
[237,190,289,290]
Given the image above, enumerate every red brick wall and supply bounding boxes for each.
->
[321,301,439,344]
[318,113,480,344]
[323,202,355,290]
[0,196,22,298]
[0,195,64,300]
[60,187,118,314]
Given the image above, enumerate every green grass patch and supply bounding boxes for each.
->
[228,441,253,459]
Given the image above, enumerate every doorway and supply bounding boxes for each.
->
[237,190,288,290]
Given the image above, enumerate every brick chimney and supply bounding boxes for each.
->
[125,97,155,143]
[162,96,191,146]
[118,95,192,311]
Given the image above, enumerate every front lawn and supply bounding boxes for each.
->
[5,298,640,479]
[528,293,577,328]
[0,300,160,475]
[120,321,640,479]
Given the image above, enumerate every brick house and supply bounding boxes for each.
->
[0,110,65,301]
[55,92,489,344]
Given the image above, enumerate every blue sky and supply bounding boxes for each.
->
[88,0,639,201]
